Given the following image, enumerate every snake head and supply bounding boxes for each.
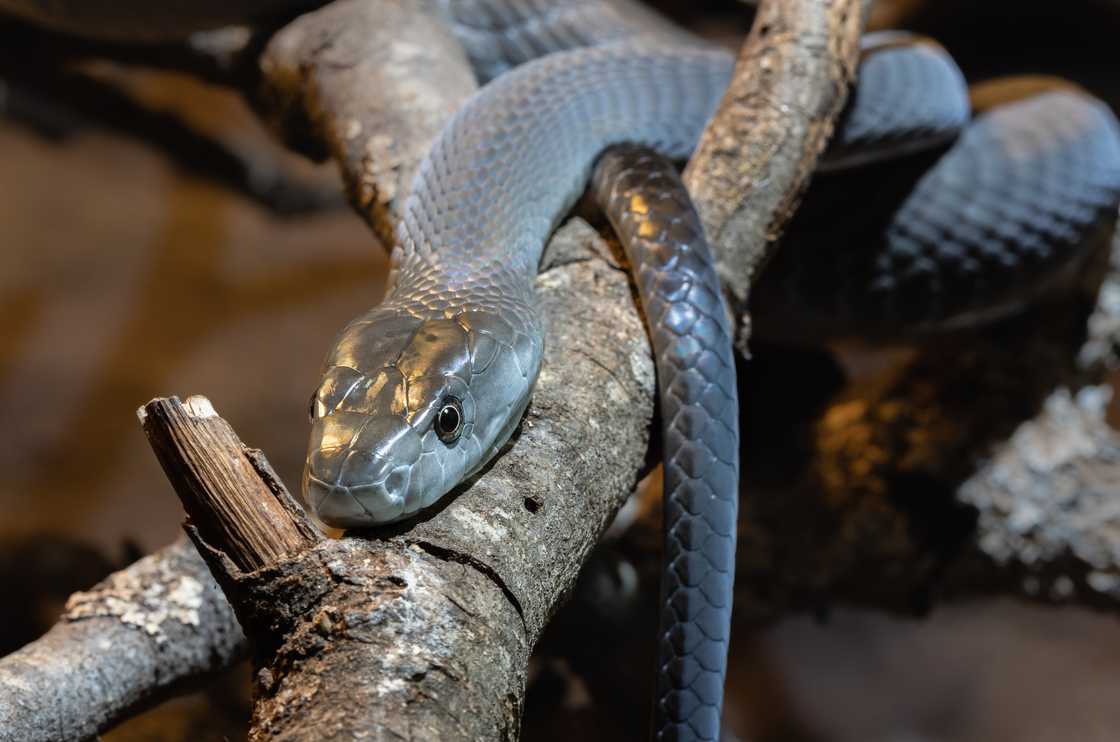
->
[303,306,540,528]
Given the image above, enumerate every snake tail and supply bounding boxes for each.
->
[592,145,740,742]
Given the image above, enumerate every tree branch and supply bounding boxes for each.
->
[24,0,1120,738]
[683,0,870,333]
[0,537,245,742]
[256,0,478,245]
[140,395,323,573]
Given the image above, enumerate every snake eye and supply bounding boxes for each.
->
[435,397,464,444]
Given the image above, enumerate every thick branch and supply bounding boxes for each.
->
[19,0,1104,735]
[0,2,878,737]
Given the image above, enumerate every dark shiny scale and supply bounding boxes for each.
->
[753,89,1120,341]
[592,146,739,741]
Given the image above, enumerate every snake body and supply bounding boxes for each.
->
[591,146,740,738]
[301,41,743,740]
[302,16,1120,741]
[755,88,1120,340]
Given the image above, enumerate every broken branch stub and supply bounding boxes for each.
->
[139,395,322,573]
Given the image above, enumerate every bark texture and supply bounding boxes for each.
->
[141,395,322,572]
[0,538,244,742]
[0,1,874,737]
[683,0,869,332]
[257,0,478,245]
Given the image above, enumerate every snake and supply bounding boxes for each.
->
[300,18,1120,742]
[6,0,1120,739]
[589,145,740,739]
[300,8,1120,742]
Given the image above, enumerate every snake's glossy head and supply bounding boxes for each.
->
[303,307,540,528]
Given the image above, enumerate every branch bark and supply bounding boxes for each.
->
[256,0,478,245]
[0,537,245,742]
[25,0,1120,738]
[140,395,324,572]
[683,0,870,334]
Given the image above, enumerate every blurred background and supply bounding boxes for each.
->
[1,0,1119,740]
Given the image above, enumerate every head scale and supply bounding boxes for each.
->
[303,306,539,528]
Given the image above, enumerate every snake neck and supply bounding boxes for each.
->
[391,42,732,306]
[386,241,540,324]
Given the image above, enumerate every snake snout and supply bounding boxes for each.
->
[305,415,422,528]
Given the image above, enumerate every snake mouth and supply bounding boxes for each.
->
[305,472,409,528]
[305,450,416,527]
[304,414,421,527]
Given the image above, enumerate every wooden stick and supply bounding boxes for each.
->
[139,395,322,572]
